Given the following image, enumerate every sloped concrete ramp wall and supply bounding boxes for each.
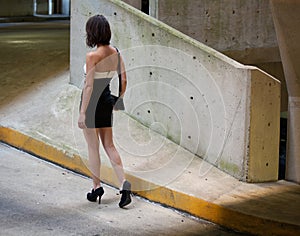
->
[70,0,280,182]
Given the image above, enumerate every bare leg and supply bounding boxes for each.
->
[83,128,101,189]
[98,127,125,188]
[99,127,132,208]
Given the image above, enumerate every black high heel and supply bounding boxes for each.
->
[87,187,104,204]
[119,181,132,208]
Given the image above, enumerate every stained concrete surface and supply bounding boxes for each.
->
[0,21,69,108]
[0,143,246,236]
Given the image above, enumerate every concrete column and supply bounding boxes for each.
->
[149,0,158,18]
[270,0,300,183]
[48,0,53,15]
[61,0,70,15]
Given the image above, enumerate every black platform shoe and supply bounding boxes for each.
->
[119,181,132,208]
[87,187,104,204]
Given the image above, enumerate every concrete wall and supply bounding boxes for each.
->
[122,0,141,10]
[123,0,278,64]
[0,0,33,16]
[70,0,280,182]
[122,0,288,112]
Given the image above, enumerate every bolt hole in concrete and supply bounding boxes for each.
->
[147,110,151,114]
[152,33,155,37]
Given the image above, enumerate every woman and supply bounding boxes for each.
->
[78,14,131,208]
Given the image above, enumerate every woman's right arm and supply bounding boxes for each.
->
[78,53,96,129]
[119,55,127,97]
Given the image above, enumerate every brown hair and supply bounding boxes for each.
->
[85,15,111,48]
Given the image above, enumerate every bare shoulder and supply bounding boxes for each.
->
[86,51,102,65]
[86,46,118,70]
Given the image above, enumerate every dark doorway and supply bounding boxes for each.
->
[279,117,287,179]
[53,0,62,14]
[141,0,149,15]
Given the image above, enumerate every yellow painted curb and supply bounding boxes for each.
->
[0,126,299,236]
[0,126,91,176]
[139,188,300,236]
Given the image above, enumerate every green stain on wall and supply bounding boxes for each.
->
[219,160,240,175]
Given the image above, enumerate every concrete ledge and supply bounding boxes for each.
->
[0,15,70,23]
[1,126,299,236]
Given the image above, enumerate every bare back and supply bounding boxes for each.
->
[92,46,119,73]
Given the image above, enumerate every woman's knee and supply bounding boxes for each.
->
[103,141,115,152]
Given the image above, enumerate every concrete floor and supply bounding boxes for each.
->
[0,143,247,236]
[0,21,69,107]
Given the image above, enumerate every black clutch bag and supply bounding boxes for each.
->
[111,95,125,110]
[112,48,125,111]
